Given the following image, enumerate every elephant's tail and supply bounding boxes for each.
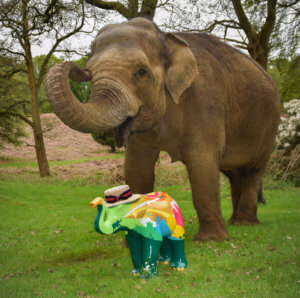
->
[258,183,266,204]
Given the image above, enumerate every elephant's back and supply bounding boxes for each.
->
[177,32,281,169]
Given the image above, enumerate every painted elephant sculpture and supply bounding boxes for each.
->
[90,191,187,278]
[46,18,281,241]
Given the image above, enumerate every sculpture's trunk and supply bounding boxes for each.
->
[94,204,113,234]
[45,62,135,133]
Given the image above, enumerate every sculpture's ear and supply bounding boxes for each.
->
[165,33,199,104]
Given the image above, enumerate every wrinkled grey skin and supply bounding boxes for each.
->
[45,18,281,241]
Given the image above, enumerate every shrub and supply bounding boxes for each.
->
[277,99,300,150]
[267,99,299,184]
[92,130,116,152]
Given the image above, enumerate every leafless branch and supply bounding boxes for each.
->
[0,111,34,127]
[36,0,86,90]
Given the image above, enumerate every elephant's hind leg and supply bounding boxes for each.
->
[229,167,263,225]
[222,169,242,222]
[158,238,171,264]
[167,238,188,271]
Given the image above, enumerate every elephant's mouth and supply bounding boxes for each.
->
[114,117,133,148]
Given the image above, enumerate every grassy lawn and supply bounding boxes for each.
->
[0,177,299,297]
[0,154,124,168]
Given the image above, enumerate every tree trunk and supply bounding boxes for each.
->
[27,62,50,177]
[248,42,268,70]
[22,0,50,177]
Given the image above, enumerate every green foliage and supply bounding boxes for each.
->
[267,99,300,185]
[33,55,64,113]
[0,57,30,147]
[269,56,300,102]
[92,130,116,152]
[0,178,298,297]
[69,56,91,103]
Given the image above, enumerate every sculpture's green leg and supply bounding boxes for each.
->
[158,237,171,264]
[126,231,142,276]
[141,237,162,279]
[168,239,188,271]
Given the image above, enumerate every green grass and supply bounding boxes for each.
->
[0,153,124,168]
[0,179,299,297]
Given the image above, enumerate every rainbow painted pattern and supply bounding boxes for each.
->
[125,191,185,240]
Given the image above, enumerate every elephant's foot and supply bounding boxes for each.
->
[171,266,186,271]
[158,255,171,264]
[170,259,187,271]
[195,220,228,241]
[140,261,158,279]
[229,215,259,225]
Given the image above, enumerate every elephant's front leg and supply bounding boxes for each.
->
[124,137,160,194]
[141,237,162,279]
[185,152,228,241]
[126,231,142,276]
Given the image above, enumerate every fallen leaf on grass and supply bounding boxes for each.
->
[286,236,292,240]
[47,269,55,273]
[268,247,275,251]
[156,288,164,293]
[236,270,242,275]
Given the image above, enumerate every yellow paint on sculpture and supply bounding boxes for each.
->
[171,224,185,239]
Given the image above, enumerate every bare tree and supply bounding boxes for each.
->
[163,0,299,69]
[84,0,171,20]
[0,0,89,176]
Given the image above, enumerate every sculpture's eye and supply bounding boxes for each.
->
[121,209,125,213]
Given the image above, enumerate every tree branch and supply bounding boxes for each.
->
[36,0,86,90]
[140,0,158,19]
[259,0,277,48]
[84,0,131,18]
[230,0,256,41]
[0,111,34,127]
[278,0,299,8]
[0,46,26,59]
[3,100,30,111]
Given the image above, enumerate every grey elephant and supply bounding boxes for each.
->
[45,18,281,241]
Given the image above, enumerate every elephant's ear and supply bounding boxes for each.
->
[165,33,199,104]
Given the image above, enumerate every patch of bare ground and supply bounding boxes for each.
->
[0,113,184,183]
[1,113,108,161]
[0,113,126,179]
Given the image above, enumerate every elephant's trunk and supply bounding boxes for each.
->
[45,62,139,133]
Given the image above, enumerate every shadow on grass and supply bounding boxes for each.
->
[49,247,123,265]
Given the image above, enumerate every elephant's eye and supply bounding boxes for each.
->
[137,68,146,76]
[121,209,125,213]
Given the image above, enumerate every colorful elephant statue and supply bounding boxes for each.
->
[90,185,187,278]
